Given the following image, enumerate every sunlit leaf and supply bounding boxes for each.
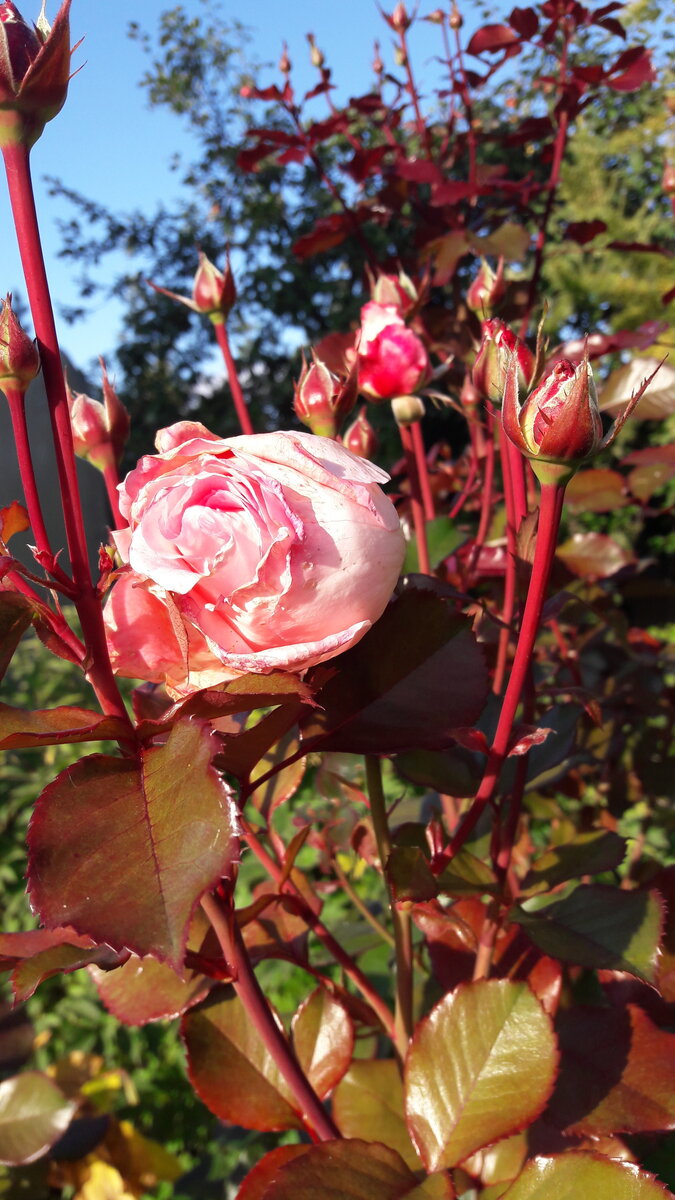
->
[0,703,129,749]
[564,469,629,513]
[0,1073,75,1166]
[333,1060,421,1170]
[502,1152,674,1199]
[291,988,354,1099]
[556,532,634,579]
[599,357,675,420]
[246,1138,420,1199]
[404,980,558,1171]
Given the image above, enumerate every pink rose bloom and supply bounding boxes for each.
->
[357,301,429,402]
[104,423,405,697]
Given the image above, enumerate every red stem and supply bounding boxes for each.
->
[212,321,254,436]
[410,419,435,520]
[2,143,132,728]
[446,482,566,859]
[398,423,430,573]
[493,426,521,695]
[4,387,69,585]
[102,459,124,529]
[468,411,496,575]
[201,892,340,1142]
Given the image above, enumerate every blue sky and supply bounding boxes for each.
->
[1,0,497,374]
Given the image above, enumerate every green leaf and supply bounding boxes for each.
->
[502,1152,675,1199]
[291,988,354,1099]
[332,1059,421,1170]
[181,986,302,1132]
[0,1073,75,1166]
[27,719,238,969]
[521,832,627,897]
[404,980,558,1171]
[301,586,488,754]
[245,1138,421,1199]
[403,518,463,573]
[511,885,663,981]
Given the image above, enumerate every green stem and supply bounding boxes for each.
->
[446,482,566,859]
[201,892,340,1142]
[365,755,414,1059]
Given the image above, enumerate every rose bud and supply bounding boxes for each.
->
[472,318,536,403]
[370,269,418,315]
[0,0,72,147]
[390,2,412,32]
[343,406,378,459]
[0,293,39,395]
[357,301,429,403]
[66,362,130,471]
[103,425,405,696]
[306,32,324,69]
[391,394,425,426]
[466,257,505,317]
[294,353,358,439]
[148,251,236,325]
[502,351,661,486]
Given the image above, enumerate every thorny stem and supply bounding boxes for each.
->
[212,321,255,436]
[240,816,397,1039]
[445,482,566,860]
[398,422,431,574]
[2,143,131,729]
[365,755,414,1059]
[201,891,340,1142]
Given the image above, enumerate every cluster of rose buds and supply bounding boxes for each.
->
[148,251,236,325]
[0,0,72,147]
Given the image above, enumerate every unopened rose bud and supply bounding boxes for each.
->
[294,353,357,438]
[460,372,480,413]
[372,41,384,75]
[148,250,236,324]
[503,356,603,485]
[358,302,430,402]
[343,407,378,459]
[66,362,130,471]
[0,0,72,147]
[371,270,417,315]
[0,294,39,395]
[426,10,446,25]
[278,44,291,75]
[466,258,505,317]
[306,32,324,69]
[391,2,411,32]
[472,318,535,403]
[391,394,425,425]
[449,4,463,29]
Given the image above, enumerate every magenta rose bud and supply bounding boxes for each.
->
[0,293,39,395]
[0,0,72,147]
[104,426,405,696]
[472,318,535,403]
[357,301,429,402]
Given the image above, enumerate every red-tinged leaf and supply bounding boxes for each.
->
[0,926,93,970]
[236,1145,311,1200]
[181,986,302,1132]
[0,703,129,749]
[0,1072,76,1166]
[396,159,444,184]
[251,1138,420,1199]
[521,831,627,897]
[557,322,667,364]
[511,885,663,981]
[431,181,477,206]
[548,1004,675,1136]
[600,357,675,420]
[564,469,628,514]
[607,46,655,92]
[388,846,498,905]
[649,867,675,1002]
[221,702,304,783]
[620,446,675,503]
[333,1060,421,1169]
[404,980,558,1171]
[27,719,238,970]
[471,221,531,262]
[240,885,310,968]
[596,16,627,37]
[90,953,210,1027]
[556,532,635,579]
[662,284,675,306]
[249,728,305,819]
[502,1151,674,1199]
[138,672,313,740]
[607,241,673,256]
[291,988,354,1099]
[0,502,29,544]
[12,943,122,1005]
[563,219,607,245]
[411,898,484,991]
[300,587,488,754]
[463,1133,528,1190]
[527,956,563,1019]
[507,725,554,755]
[239,83,289,102]
[293,213,355,259]
[420,231,471,285]
[509,7,539,38]
[467,23,520,55]
[0,592,33,681]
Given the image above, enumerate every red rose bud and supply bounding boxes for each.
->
[343,406,378,459]
[390,2,412,32]
[370,269,417,315]
[503,356,605,485]
[294,353,357,438]
[66,362,130,471]
[148,250,236,324]
[0,0,72,147]
[0,293,39,395]
[372,41,384,75]
[472,318,535,403]
[357,301,429,402]
[466,257,505,317]
[278,43,291,75]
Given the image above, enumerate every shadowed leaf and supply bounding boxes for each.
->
[556,532,634,579]
[0,703,129,749]
[0,594,33,682]
[90,953,210,1027]
[236,1145,311,1199]
[291,988,353,1099]
[333,1059,421,1170]
[27,719,238,969]
[247,1138,421,1199]
[0,1074,75,1166]
[564,469,628,513]
[404,980,558,1171]
[521,832,627,897]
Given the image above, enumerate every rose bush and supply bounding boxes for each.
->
[104,422,405,695]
